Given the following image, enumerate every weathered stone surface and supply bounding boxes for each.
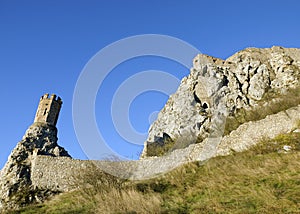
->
[0,94,69,211]
[141,46,300,157]
[0,123,70,210]
[34,94,62,127]
[216,105,300,155]
[2,102,296,210]
[26,105,300,187]
[1,47,300,211]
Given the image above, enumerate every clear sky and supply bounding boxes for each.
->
[1,0,300,169]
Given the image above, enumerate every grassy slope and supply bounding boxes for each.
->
[8,130,300,214]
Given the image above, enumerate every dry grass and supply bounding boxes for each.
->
[157,153,300,213]
[224,86,300,135]
[9,131,300,214]
[146,138,175,157]
[32,186,162,214]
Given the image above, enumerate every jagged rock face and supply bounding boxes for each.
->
[141,46,300,157]
[0,123,70,210]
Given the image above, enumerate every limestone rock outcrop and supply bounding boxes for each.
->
[0,123,70,210]
[1,47,300,211]
[141,46,300,157]
[0,94,70,211]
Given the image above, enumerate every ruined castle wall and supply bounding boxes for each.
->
[30,105,300,191]
[31,156,92,192]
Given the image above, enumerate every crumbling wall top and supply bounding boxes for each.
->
[40,93,62,104]
[34,93,62,126]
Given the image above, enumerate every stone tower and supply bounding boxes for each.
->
[0,93,70,210]
[34,93,62,126]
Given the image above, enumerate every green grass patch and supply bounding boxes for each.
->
[145,138,175,157]
[224,86,300,135]
[8,132,300,214]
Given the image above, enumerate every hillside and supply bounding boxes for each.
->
[6,130,300,213]
[0,46,300,213]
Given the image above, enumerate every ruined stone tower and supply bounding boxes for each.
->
[34,93,62,126]
[0,93,70,210]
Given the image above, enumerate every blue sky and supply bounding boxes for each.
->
[1,0,300,168]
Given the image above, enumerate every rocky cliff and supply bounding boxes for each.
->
[1,47,299,212]
[141,46,300,157]
[0,123,70,210]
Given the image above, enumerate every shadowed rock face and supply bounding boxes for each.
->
[0,123,70,210]
[141,46,300,157]
[1,47,300,211]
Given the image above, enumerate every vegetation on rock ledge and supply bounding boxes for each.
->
[7,130,300,214]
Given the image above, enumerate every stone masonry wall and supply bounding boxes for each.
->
[30,105,300,191]
[1,47,300,211]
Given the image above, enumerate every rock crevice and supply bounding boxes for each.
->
[141,46,300,157]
